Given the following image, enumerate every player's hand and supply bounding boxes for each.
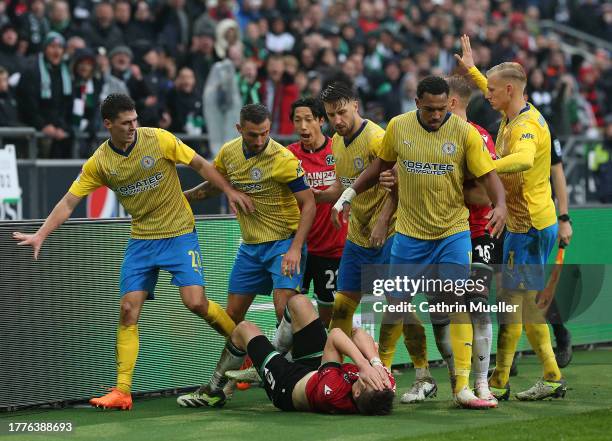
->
[281,246,301,277]
[227,190,255,215]
[485,204,507,239]
[358,364,387,391]
[454,34,476,72]
[558,221,572,245]
[369,218,388,248]
[373,364,393,389]
[536,289,553,310]
[12,232,44,260]
[331,203,350,229]
[331,188,356,229]
[311,187,323,203]
[378,169,396,192]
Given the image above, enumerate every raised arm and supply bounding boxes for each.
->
[13,192,82,260]
[454,34,488,95]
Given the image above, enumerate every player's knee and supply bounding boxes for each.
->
[119,300,140,323]
[182,295,208,314]
[287,293,311,316]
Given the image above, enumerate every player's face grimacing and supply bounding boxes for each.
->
[415,92,449,131]
[292,107,324,148]
[105,109,138,147]
[237,119,271,153]
[485,73,511,111]
[324,99,358,137]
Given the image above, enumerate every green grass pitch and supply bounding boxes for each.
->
[2,348,611,441]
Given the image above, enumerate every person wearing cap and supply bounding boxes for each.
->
[109,44,152,118]
[15,31,73,158]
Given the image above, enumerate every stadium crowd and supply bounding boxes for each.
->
[0,0,610,158]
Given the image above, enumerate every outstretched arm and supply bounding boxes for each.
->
[183,181,222,202]
[189,154,254,214]
[13,192,82,260]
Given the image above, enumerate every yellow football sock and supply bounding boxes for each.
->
[116,325,139,394]
[378,322,403,368]
[403,320,429,369]
[329,292,359,336]
[449,312,473,393]
[205,300,236,337]
[525,323,562,381]
[490,323,522,388]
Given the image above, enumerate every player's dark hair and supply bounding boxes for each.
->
[289,97,326,122]
[354,388,395,416]
[319,80,358,105]
[240,103,271,125]
[100,93,136,121]
[446,75,473,102]
[416,76,450,99]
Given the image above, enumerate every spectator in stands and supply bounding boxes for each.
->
[261,53,298,135]
[71,48,102,156]
[114,0,131,37]
[139,46,173,127]
[82,1,124,52]
[527,67,554,123]
[238,58,262,105]
[166,66,203,136]
[127,1,156,48]
[108,45,152,124]
[15,0,49,55]
[204,44,242,158]
[16,31,72,158]
[265,13,295,54]
[0,23,24,75]
[214,18,241,59]
[182,28,217,95]
[243,21,267,66]
[48,0,80,41]
[157,0,190,58]
[0,66,21,127]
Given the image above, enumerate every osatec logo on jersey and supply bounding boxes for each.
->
[231,180,262,192]
[339,176,357,188]
[306,170,336,188]
[402,160,454,175]
[116,172,164,196]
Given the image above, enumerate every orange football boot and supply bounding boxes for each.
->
[89,388,133,410]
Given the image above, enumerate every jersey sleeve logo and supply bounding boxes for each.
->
[520,133,534,140]
[324,384,332,396]
[441,142,456,154]
[325,154,335,166]
[250,167,262,181]
[141,156,155,169]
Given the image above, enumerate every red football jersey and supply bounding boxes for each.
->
[305,362,396,414]
[305,362,360,414]
[287,139,348,258]
[467,123,497,239]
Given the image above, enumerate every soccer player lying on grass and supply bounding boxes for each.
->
[178,295,396,415]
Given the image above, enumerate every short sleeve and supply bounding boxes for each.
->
[68,157,104,197]
[465,125,496,178]
[213,146,228,175]
[272,148,305,184]
[156,128,196,165]
[551,136,563,165]
[378,118,398,162]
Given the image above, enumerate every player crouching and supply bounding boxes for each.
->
[178,295,395,415]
